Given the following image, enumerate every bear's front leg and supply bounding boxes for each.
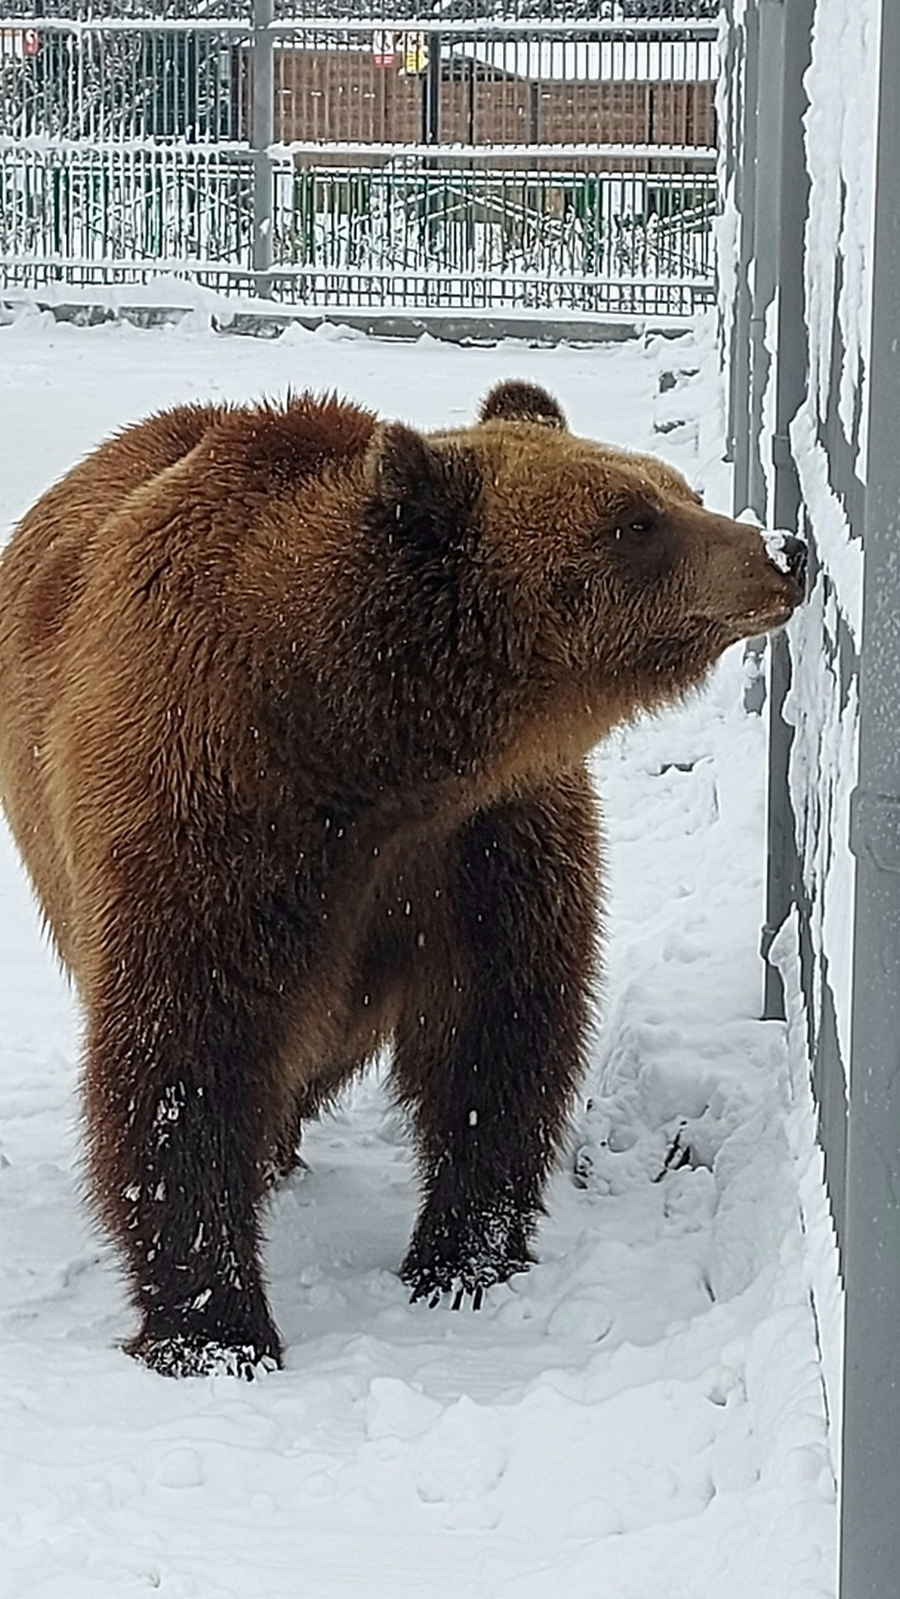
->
[392,769,600,1307]
[84,964,285,1378]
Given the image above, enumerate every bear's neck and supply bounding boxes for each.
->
[284,532,608,807]
[250,487,724,816]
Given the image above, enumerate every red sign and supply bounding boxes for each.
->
[1,27,40,58]
[373,30,396,68]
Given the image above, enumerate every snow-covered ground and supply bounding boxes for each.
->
[0,311,836,1599]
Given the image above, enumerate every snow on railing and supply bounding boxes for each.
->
[0,136,716,160]
[0,15,721,36]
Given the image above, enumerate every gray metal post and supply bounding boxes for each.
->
[741,0,787,719]
[251,0,274,296]
[761,0,815,1021]
[732,7,766,712]
[730,2,759,519]
[746,0,786,523]
[720,11,739,461]
[422,33,442,146]
[842,0,900,1590]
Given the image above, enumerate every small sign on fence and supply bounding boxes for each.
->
[0,27,40,58]
[400,33,428,76]
[372,31,396,69]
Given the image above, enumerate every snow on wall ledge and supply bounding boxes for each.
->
[722,0,879,1476]
[771,910,844,1472]
[801,0,881,487]
[779,0,877,1092]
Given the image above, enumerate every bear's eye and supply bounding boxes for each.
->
[628,517,655,534]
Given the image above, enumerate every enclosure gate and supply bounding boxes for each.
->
[722,1,900,1594]
[0,2,718,316]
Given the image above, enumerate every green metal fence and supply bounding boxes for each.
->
[0,7,718,314]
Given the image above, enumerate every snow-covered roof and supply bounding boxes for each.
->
[452,40,714,84]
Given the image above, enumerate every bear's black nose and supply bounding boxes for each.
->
[781,534,808,590]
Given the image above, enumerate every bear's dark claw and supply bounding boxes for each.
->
[402,1251,529,1310]
[126,1325,283,1380]
[410,1280,486,1311]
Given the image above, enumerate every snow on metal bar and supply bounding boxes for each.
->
[0,16,255,33]
[0,136,715,161]
[0,16,719,39]
[268,18,721,37]
[0,253,710,288]
[451,39,715,81]
[0,136,252,154]
[269,140,716,160]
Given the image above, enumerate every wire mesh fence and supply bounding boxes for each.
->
[0,6,718,313]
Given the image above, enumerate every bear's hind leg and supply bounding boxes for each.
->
[84,967,288,1378]
[392,771,600,1306]
[264,1080,329,1190]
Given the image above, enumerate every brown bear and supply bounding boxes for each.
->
[0,379,805,1378]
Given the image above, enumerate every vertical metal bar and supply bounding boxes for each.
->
[761,0,815,1020]
[421,33,441,257]
[185,31,198,145]
[422,32,441,146]
[746,0,786,523]
[720,13,740,457]
[731,3,759,518]
[251,0,274,295]
[843,4,900,1593]
[732,33,764,713]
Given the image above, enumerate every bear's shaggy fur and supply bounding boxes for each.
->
[0,380,804,1377]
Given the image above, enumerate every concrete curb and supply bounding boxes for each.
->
[0,298,697,347]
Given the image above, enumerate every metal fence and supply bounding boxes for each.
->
[0,4,718,314]
[723,2,900,1594]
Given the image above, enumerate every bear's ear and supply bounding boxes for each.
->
[365,421,481,541]
[479,380,567,430]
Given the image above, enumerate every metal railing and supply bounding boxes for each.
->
[722,3,900,1596]
[0,4,718,314]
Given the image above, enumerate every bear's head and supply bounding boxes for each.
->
[364,379,805,744]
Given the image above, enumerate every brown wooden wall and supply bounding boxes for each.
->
[271,51,716,152]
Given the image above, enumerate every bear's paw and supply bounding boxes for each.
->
[400,1228,533,1311]
[126,1326,283,1380]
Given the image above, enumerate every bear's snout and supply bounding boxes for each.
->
[695,515,808,639]
[782,534,807,589]
[762,530,808,593]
